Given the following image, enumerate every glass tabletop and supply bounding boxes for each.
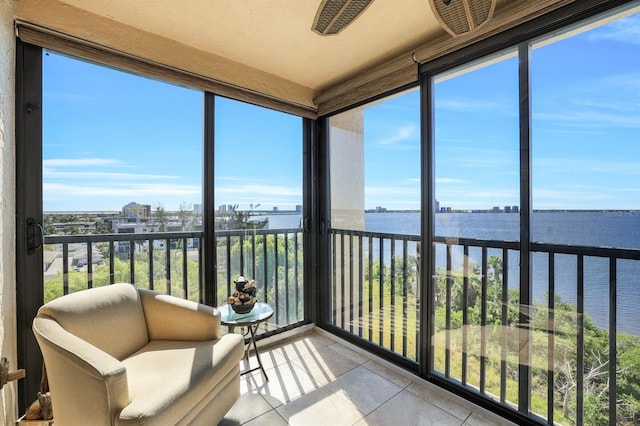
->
[219,302,274,326]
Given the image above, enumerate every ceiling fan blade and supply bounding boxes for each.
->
[429,0,496,37]
[312,0,375,36]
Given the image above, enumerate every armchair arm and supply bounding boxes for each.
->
[33,316,129,426]
[138,289,222,341]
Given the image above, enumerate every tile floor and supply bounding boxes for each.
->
[218,329,516,426]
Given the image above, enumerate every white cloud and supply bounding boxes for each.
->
[531,188,615,209]
[601,72,640,92]
[44,182,201,198]
[533,108,640,129]
[43,157,201,210]
[364,186,419,197]
[533,188,611,200]
[436,177,469,184]
[533,72,640,130]
[215,176,251,182]
[44,158,125,167]
[587,14,640,45]
[44,170,179,180]
[437,98,507,112]
[610,187,640,193]
[376,124,417,146]
[466,189,519,199]
[215,184,301,197]
[436,185,519,209]
[534,158,640,175]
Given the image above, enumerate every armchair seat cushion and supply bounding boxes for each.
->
[118,336,243,425]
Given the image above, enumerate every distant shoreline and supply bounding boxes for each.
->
[364,209,640,213]
[43,209,640,215]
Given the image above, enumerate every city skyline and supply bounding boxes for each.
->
[43,13,639,212]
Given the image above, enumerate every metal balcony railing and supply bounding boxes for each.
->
[329,229,640,426]
[44,226,640,424]
[329,229,421,361]
[44,228,304,330]
[215,228,304,328]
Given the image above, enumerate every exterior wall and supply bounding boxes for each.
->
[0,0,17,424]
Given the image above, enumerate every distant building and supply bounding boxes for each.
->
[295,205,302,213]
[193,204,202,214]
[218,205,228,213]
[512,206,519,213]
[504,206,511,213]
[273,207,279,212]
[492,206,501,213]
[375,206,387,212]
[112,222,142,255]
[122,202,151,219]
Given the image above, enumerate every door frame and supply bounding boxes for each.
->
[15,39,45,414]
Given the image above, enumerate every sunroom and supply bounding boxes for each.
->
[1,0,639,425]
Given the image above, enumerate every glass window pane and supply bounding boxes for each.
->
[531,8,640,425]
[214,97,303,328]
[432,50,520,405]
[434,50,520,240]
[328,89,421,361]
[43,51,203,301]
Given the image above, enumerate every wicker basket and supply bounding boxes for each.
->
[231,301,256,314]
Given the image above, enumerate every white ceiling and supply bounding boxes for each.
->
[43,0,444,91]
[16,0,560,112]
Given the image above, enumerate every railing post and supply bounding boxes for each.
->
[480,246,487,394]
[109,241,115,284]
[149,240,155,291]
[129,240,135,283]
[62,243,69,295]
[608,257,617,426]
[577,255,584,426]
[87,242,93,289]
[165,238,171,295]
[547,252,555,424]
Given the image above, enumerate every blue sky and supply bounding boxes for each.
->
[43,56,204,211]
[43,10,639,212]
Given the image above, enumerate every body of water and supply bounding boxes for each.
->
[265,211,640,336]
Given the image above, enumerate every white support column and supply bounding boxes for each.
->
[329,109,365,231]
[329,109,365,332]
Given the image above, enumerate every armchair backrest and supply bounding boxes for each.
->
[36,283,149,360]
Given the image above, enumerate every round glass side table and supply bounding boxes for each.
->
[219,302,273,381]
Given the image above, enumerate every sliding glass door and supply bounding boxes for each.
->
[326,89,422,365]
[431,49,520,404]
[214,97,305,331]
[424,5,640,425]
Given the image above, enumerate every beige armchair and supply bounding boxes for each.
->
[32,283,244,426]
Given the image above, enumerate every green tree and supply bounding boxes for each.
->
[216,204,268,230]
[64,224,79,235]
[94,218,112,234]
[153,203,168,231]
[177,202,196,231]
[44,223,56,235]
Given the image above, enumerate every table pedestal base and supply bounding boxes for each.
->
[231,324,269,381]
